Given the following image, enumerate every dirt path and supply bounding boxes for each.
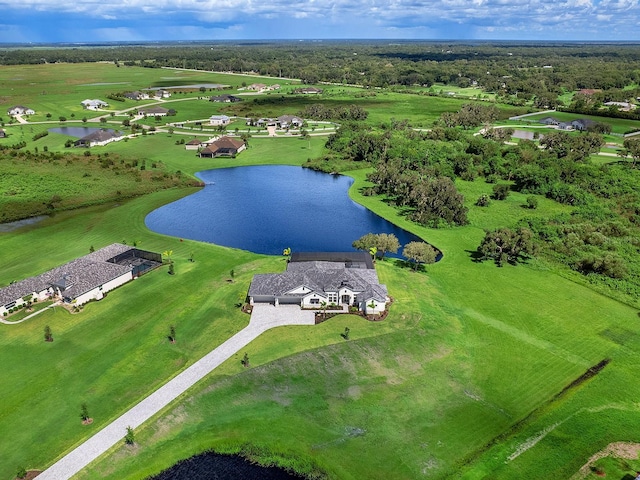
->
[571,442,640,479]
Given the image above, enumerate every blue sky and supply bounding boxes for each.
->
[0,0,638,43]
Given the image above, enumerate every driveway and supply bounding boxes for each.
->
[37,304,315,479]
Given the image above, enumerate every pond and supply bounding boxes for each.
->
[48,127,120,138]
[149,451,305,480]
[145,166,423,257]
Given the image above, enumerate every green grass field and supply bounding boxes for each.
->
[2,64,640,480]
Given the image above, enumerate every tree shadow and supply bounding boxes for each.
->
[393,258,426,272]
[466,249,484,263]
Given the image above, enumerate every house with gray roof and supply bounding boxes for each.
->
[74,129,123,147]
[248,252,388,314]
[0,244,161,316]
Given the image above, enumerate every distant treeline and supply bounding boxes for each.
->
[2,42,640,98]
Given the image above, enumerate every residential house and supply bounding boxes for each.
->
[153,89,171,99]
[198,136,246,158]
[277,115,304,129]
[138,106,169,117]
[124,91,150,101]
[294,87,323,94]
[74,129,123,147]
[210,94,243,103]
[248,252,388,314]
[571,118,596,131]
[7,105,35,116]
[81,99,109,110]
[246,83,267,91]
[209,115,231,126]
[185,138,204,150]
[604,101,636,112]
[538,116,560,126]
[0,244,162,316]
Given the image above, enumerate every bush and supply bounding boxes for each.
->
[476,194,491,207]
[491,183,510,200]
[525,196,538,209]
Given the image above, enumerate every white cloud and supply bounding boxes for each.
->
[2,0,640,40]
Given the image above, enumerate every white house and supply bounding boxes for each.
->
[81,99,109,110]
[0,244,162,316]
[7,105,35,116]
[277,115,304,129]
[248,252,388,314]
[74,129,123,147]
[209,115,231,126]
[138,106,169,117]
[124,91,150,101]
[153,90,171,99]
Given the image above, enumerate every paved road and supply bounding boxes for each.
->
[38,305,315,479]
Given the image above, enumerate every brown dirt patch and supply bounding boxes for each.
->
[572,442,640,479]
[17,471,42,480]
[82,418,94,425]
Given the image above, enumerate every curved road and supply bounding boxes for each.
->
[38,305,315,479]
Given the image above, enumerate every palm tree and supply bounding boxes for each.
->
[162,250,173,264]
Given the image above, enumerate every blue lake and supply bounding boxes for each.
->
[48,127,120,138]
[145,165,422,256]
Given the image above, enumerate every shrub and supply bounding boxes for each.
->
[476,194,491,207]
[525,196,538,209]
[491,183,510,200]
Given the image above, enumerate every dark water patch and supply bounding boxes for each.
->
[147,452,305,480]
[48,127,120,138]
[149,83,226,90]
[0,215,48,233]
[145,165,423,257]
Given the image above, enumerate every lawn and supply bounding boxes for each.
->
[69,169,640,480]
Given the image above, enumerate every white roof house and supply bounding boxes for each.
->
[209,115,231,126]
[81,99,109,110]
[7,105,35,116]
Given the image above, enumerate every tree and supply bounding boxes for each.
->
[352,233,399,259]
[82,117,87,123]
[89,245,95,253]
[80,403,90,422]
[229,269,235,282]
[16,467,27,479]
[402,242,438,270]
[124,426,135,445]
[352,233,378,254]
[376,233,400,259]
[341,326,350,340]
[623,138,640,167]
[491,183,510,200]
[59,116,67,123]
[162,250,173,263]
[282,247,291,258]
[169,325,176,343]
[168,263,175,275]
[99,117,107,125]
[320,301,328,320]
[44,325,53,342]
[46,113,52,119]
[241,352,250,367]
[477,227,537,266]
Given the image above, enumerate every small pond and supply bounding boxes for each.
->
[150,83,226,90]
[48,127,120,138]
[149,451,304,480]
[145,166,423,257]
